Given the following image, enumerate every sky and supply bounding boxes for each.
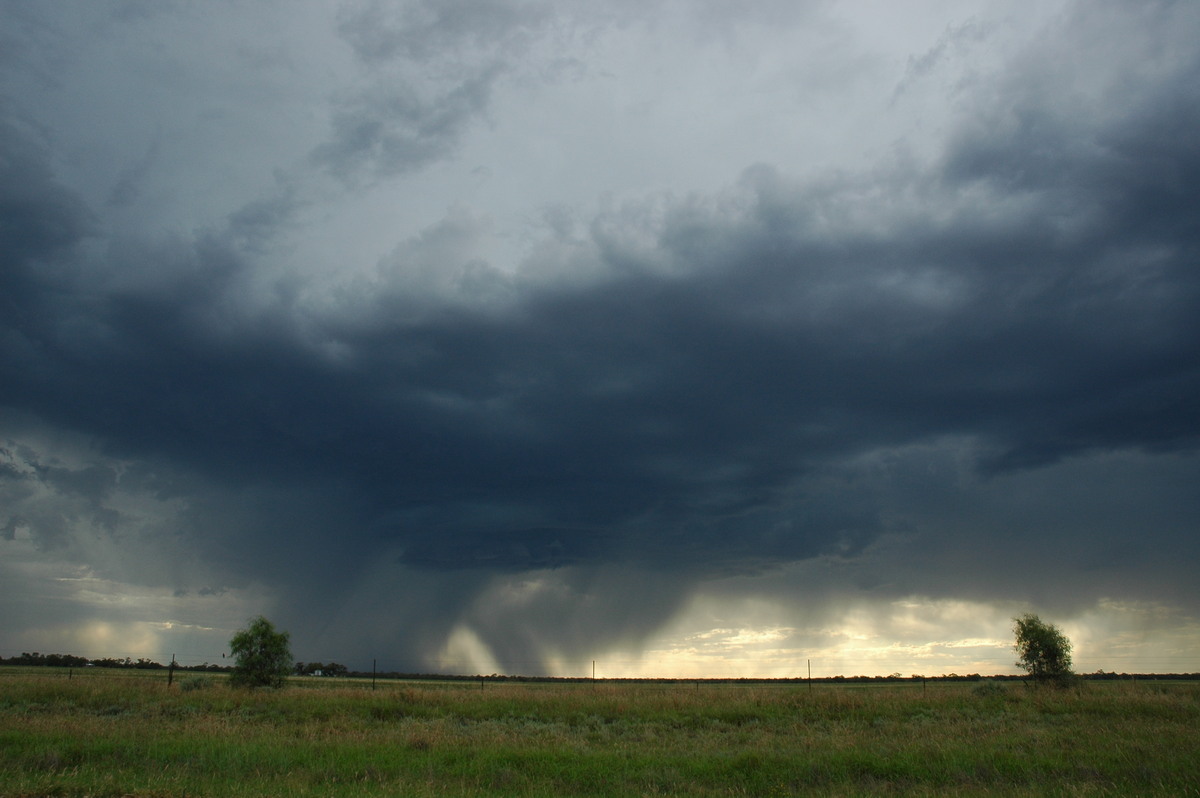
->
[2,0,1199,678]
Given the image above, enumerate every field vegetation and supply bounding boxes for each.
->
[1,668,1197,796]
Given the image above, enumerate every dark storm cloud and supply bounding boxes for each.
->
[9,32,1200,567]
[0,109,94,269]
[3,0,1200,670]
[0,108,96,394]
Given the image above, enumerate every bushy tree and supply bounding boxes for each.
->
[229,616,293,689]
[1013,613,1073,686]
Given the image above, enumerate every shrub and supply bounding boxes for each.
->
[180,676,212,692]
[229,616,293,689]
[972,679,1007,698]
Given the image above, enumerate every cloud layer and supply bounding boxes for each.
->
[2,0,1199,674]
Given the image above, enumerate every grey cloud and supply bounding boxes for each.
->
[313,69,499,181]
[1,516,22,541]
[892,17,991,102]
[337,0,553,66]
[37,462,118,504]
[367,207,516,317]
[316,0,556,182]
[677,0,825,46]
[106,137,162,209]
[225,179,307,252]
[0,442,115,550]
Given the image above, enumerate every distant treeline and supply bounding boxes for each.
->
[0,652,230,672]
[3,653,1195,682]
[0,652,349,676]
[294,661,349,677]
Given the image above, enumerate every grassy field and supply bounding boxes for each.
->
[1,669,1198,797]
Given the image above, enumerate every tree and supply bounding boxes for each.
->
[229,616,293,689]
[1013,613,1073,686]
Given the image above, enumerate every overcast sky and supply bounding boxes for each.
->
[2,0,1199,677]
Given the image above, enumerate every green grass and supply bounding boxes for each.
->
[1,670,1198,796]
